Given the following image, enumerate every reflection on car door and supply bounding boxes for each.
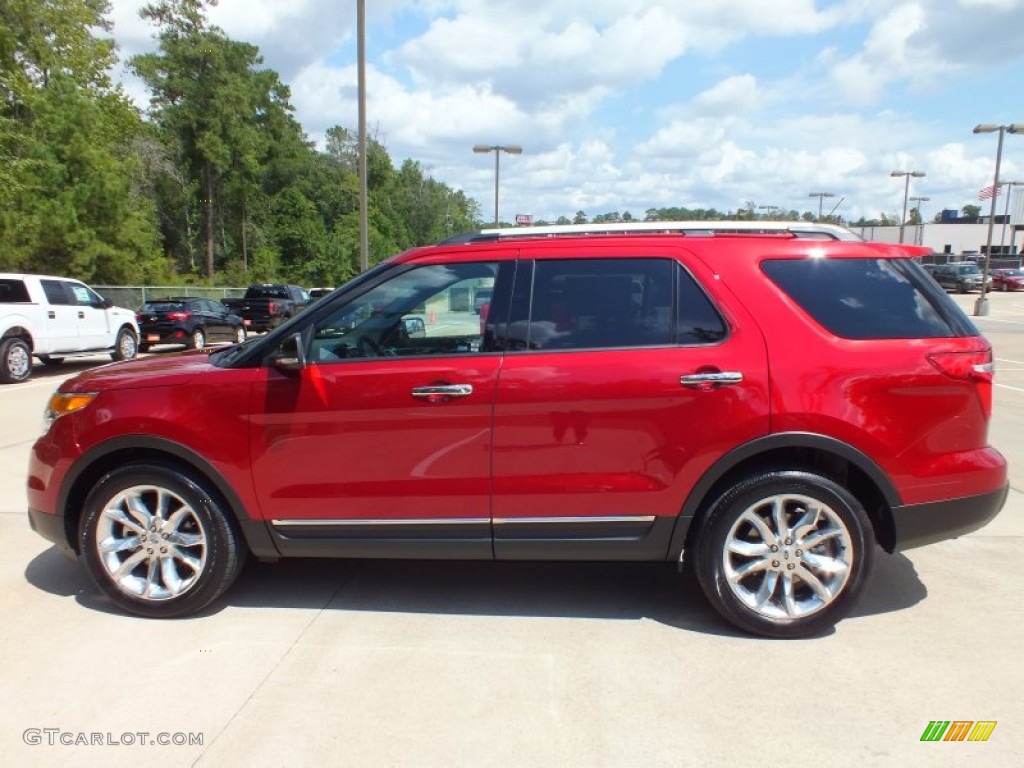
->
[249,258,509,559]
[490,249,771,560]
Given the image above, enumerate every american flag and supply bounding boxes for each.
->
[979,184,1001,201]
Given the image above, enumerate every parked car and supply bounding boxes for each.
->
[933,263,989,293]
[1,273,138,383]
[136,297,246,351]
[223,283,310,332]
[992,268,1024,291]
[308,287,335,302]
[27,222,1007,638]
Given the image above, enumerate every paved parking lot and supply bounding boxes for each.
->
[1,291,1022,767]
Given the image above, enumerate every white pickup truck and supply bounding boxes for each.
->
[0,273,139,383]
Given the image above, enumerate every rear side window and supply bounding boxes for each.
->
[763,258,977,339]
[40,279,73,305]
[0,279,31,303]
[505,258,726,351]
[525,259,673,350]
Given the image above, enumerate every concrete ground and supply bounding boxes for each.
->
[1,290,1021,767]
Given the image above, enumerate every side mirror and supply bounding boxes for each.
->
[403,317,426,339]
[272,332,307,371]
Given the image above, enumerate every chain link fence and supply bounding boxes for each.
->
[93,286,248,310]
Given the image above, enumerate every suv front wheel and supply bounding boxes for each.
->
[79,464,246,617]
[694,471,874,638]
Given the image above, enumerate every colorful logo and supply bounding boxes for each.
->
[921,721,997,742]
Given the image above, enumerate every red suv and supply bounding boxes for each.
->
[26,222,1007,637]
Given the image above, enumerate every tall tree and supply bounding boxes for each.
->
[0,0,160,280]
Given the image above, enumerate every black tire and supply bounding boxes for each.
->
[957,282,967,294]
[110,326,138,361]
[38,355,65,366]
[138,344,150,353]
[0,337,32,383]
[693,471,875,638]
[79,464,246,618]
[189,328,206,349]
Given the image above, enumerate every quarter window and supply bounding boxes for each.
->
[762,258,972,339]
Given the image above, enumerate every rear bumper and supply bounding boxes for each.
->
[890,484,1008,551]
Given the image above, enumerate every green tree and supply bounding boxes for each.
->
[0,0,160,280]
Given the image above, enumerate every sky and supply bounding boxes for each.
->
[105,0,1024,226]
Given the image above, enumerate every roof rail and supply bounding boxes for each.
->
[438,220,864,244]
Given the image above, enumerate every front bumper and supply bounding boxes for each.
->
[890,484,1008,551]
[27,507,75,556]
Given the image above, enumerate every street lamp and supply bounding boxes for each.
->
[890,170,926,243]
[973,123,1024,316]
[909,195,930,245]
[758,204,779,218]
[473,144,523,226]
[997,181,1024,254]
[808,192,834,222]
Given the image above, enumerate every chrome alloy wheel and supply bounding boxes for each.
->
[94,485,208,601]
[722,493,854,620]
[6,343,30,379]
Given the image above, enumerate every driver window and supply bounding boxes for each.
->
[310,262,498,362]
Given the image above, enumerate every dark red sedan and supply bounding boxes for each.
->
[992,268,1024,291]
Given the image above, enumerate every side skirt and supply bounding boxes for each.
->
[267,516,675,561]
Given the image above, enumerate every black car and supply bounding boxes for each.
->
[136,297,247,351]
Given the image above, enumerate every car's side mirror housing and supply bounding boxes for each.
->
[272,332,307,371]
[403,317,426,339]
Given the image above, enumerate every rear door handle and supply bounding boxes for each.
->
[680,372,743,390]
[77,311,85,319]
[411,384,474,400]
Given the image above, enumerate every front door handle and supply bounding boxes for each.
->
[680,372,743,390]
[77,311,85,319]
[411,384,473,401]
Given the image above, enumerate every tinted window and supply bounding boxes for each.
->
[0,279,31,303]
[141,302,185,313]
[521,259,673,350]
[40,279,72,305]
[763,258,971,339]
[676,264,728,344]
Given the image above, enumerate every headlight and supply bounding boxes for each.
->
[42,392,98,433]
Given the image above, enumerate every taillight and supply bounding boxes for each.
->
[166,311,191,321]
[268,301,277,314]
[928,349,994,415]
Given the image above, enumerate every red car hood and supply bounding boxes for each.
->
[60,350,216,393]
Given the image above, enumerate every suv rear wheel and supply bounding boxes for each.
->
[694,471,874,638]
[79,464,246,617]
[189,328,205,349]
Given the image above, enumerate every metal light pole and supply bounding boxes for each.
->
[808,192,834,222]
[998,181,1024,254]
[891,170,926,243]
[473,144,523,226]
[357,0,369,271]
[973,124,1024,316]
[909,195,930,245]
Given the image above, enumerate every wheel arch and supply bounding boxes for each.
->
[2,326,34,351]
[59,436,279,559]
[669,433,901,560]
